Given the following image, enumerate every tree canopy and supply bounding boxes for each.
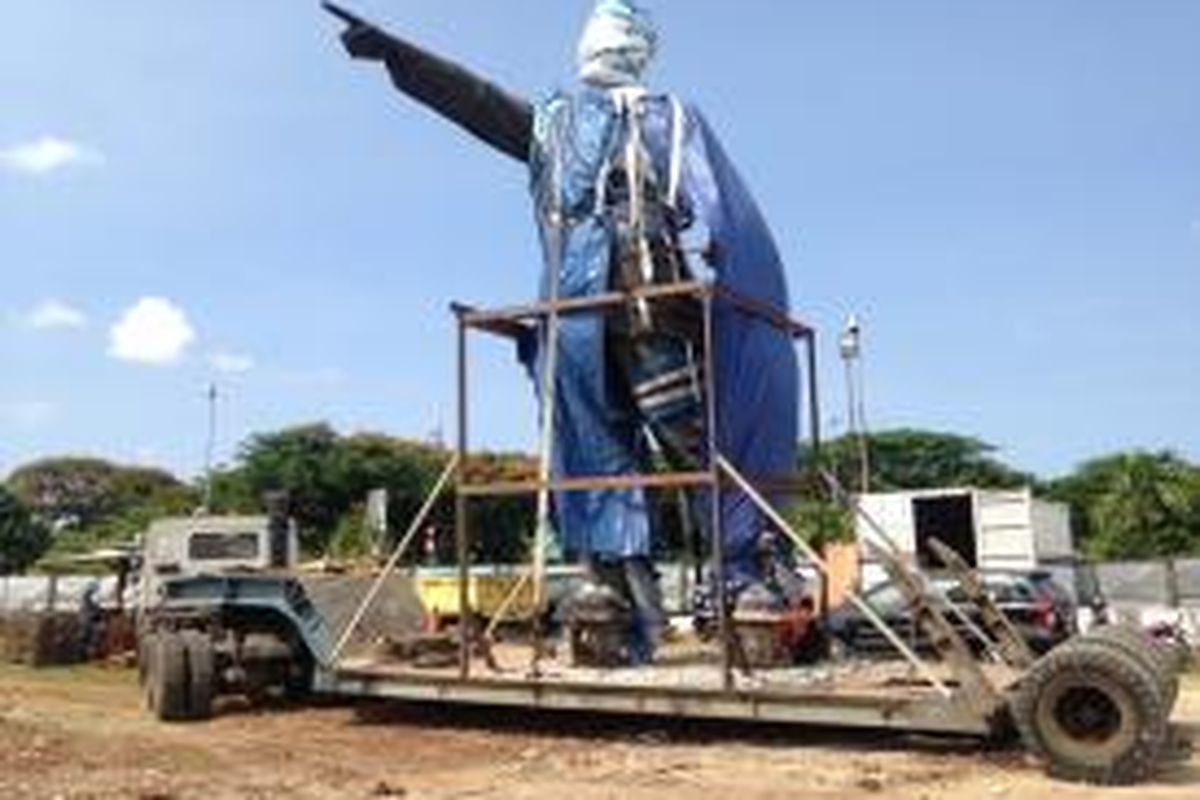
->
[811,429,1032,492]
[3,424,1198,567]
[7,457,188,529]
[212,423,535,562]
[6,457,196,556]
[0,485,50,575]
[1043,451,1200,560]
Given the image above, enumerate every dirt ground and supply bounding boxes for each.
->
[0,664,1198,800]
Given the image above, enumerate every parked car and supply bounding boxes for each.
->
[825,569,1076,659]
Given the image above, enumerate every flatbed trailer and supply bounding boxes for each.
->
[139,284,1189,787]
[321,648,1013,737]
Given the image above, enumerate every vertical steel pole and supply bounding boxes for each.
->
[854,355,871,493]
[805,330,829,611]
[703,290,732,691]
[455,315,471,679]
[203,383,217,513]
[806,332,822,456]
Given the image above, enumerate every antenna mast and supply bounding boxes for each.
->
[203,382,218,513]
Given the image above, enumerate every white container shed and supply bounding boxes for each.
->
[855,488,1075,593]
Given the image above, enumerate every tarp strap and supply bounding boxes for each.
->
[668,97,685,209]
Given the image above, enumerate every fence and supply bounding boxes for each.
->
[0,576,127,666]
[0,575,120,614]
[1091,558,1200,642]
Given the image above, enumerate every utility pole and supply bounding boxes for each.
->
[203,382,218,514]
[839,315,871,494]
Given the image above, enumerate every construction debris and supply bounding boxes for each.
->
[0,612,85,667]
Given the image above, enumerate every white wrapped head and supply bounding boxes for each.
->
[577,0,658,88]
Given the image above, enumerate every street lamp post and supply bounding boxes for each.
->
[839,315,871,494]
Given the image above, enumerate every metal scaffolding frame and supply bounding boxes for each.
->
[323,278,1011,735]
[450,280,821,690]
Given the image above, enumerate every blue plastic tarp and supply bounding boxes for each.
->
[525,87,798,583]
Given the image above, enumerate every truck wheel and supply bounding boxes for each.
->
[142,634,159,711]
[138,634,152,689]
[283,650,314,702]
[181,631,215,720]
[152,631,191,722]
[1013,640,1167,785]
[1084,627,1179,713]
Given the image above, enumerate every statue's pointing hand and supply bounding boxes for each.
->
[323,2,389,61]
[322,1,534,163]
[340,21,392,62]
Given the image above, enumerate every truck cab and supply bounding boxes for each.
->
[138,515,298,610]
[136,512,325,721]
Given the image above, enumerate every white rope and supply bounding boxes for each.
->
[611,87,654,329]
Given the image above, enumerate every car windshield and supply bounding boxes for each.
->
[986,577,1037,603]
[188,532,260,561]
[859,570,1070,616]
[863,584,907,613]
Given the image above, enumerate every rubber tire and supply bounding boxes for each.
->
[1167,639,1193,675]
[181,631,215,721]
[142,634,159,712]
[1013,639,1167,785]
[152,632,191,722]
[283,650,314,702]
[1084,626,1179,713]
[137,634,151,689]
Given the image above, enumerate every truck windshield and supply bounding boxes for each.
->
[188,532,260,561]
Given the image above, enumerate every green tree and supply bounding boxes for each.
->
[1045,451,1200,560]
[810,429,1031,492]
[455,451,536,564]
[238,423,349,554]
[0,486,50,574]
[338,433,446,546]
[329,504,374,560]
[232,424,519,560]
[784,497,855,549]
[11,457,129,526]
[6,457,198,555]
[205,466,260,516]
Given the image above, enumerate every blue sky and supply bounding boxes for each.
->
[1,1,1197,482]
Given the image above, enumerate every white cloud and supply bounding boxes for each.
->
[108,297,196,366]
[0,136,104,176]
[22,299,88,330]
[209,351,256,374]
[0,401,57,430]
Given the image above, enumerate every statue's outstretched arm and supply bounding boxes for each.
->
[328,3,533,163]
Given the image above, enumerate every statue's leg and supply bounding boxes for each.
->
[554,315,653,562]
[623,556,666,664]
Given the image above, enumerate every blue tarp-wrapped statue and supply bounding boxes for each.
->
[330,0,798,662]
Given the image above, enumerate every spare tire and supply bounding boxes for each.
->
[1084,626,1179,713]
[1012,639,1167,785]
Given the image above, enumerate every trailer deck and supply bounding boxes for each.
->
[321,644,1015,736]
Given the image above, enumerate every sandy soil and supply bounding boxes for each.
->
[0,663,1197,800]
